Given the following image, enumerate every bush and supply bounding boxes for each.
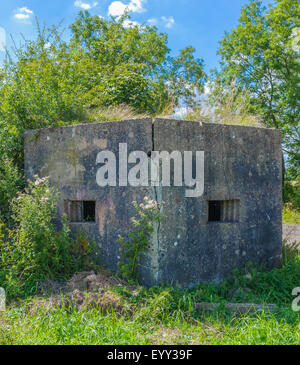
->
[0,157,24,227]
[283,180,300,211]
[282,204,300,224]
[118,197,164,283]
[0,176,96,299]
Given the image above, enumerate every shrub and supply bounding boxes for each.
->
[118,197,164,283]
[0,157,24,227]
[283,180,300,211]
[0,176,96,299]
[282,240,300,265]
[282,203,300,224]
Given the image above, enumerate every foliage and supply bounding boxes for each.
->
[216,0,300,172]
[118,197,164,282]
[0,157,24,226]
[0,13,205,169]
[0,25,88,166]
[166,46,206,108]
[70,12,205,111]
[283,178,300,210]
[0,1,299,345]
[70,11,169,75]
[282,240,300,265]
[87,104,148,122]
[186,80,263,127]
[1,248,300,345]
[0,302,299,344]
[283,204,300,224]
[0,176,96,299]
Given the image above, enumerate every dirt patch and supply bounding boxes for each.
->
[37,278,67,296]
[37,269,126,296]
[68,270,125,292]
[27,289,128,314]
[27,269,132,314]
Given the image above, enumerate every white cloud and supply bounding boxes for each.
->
[147,16,175,29]
[128,0,146,13]
[74,1,98,10]
[108,1,127,17]
[147,18,157,26]
[0,27,6,51]
[13,7,34,21]
[108,0,147,17]
[161,16,175,29]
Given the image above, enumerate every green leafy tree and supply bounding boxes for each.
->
[166,46,206,109]
[0,12,206,169]
[0,157,24,226]
[0,24,88,166]
[216,0,300,176]
[69,12,206,112]
[70,11,169,74]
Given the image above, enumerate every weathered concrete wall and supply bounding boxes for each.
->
[25,119,153,276]
[24,118,282,287]
[152,119,282,287]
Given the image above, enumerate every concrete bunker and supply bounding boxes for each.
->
[24,118,282,287]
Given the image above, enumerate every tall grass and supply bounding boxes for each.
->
[87,104,149,123]
[1,302,299,345]
[184,82,264,128]
[1,250,300,345]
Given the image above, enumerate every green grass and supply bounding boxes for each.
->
[283,207,300,224]
[1,302,299,345]
[1,244,299,345]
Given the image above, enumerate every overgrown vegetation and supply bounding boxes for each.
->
[0,176,96,300]
[283,178,300,211]
[0,1,298,212]
[0,157,24,227]
[0,243,299,345]
[184,80,264,127]
[214,0,299,175]
[283,204,300,224]
[118,197,164,282]
[0,0,299,346]
[0,13,205,168]
[186,0,300,208]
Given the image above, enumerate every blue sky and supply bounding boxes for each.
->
[0,0,264,71]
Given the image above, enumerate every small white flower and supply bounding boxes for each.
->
[144,200,158,209]
[41,197,49,204]
[34,176,48,186]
